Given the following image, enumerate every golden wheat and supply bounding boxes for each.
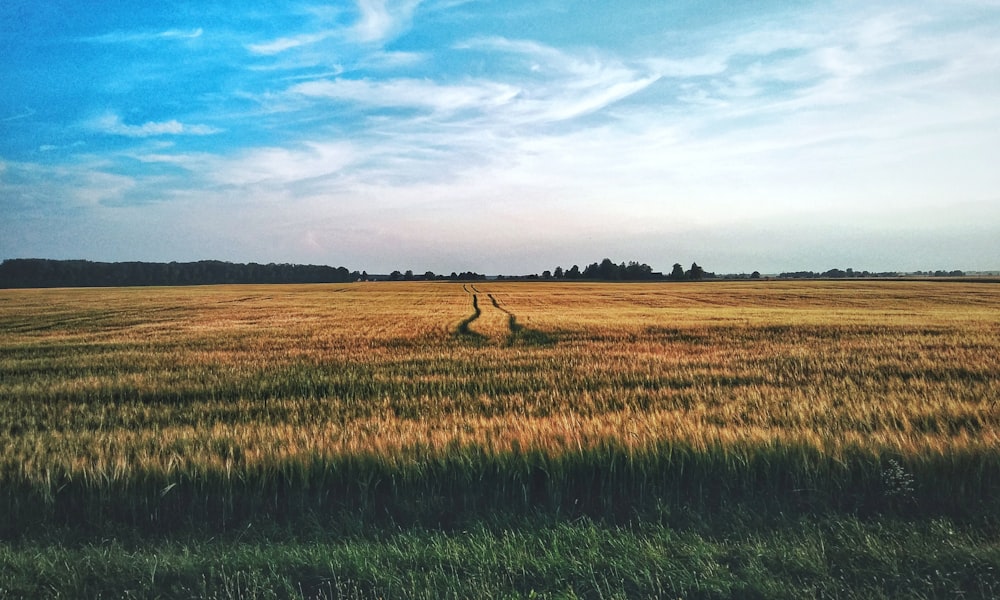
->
[1,280,998,520]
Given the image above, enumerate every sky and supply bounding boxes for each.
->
[2,0,999,275]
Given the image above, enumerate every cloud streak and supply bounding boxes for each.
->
[1,109,37,123]
[81,28,203,44]
[211,142,357,186]
[89,114,221,138]
[247,32,336,55]
[245,0,422,56]
[290,77,520,114]
[286,36,660,130]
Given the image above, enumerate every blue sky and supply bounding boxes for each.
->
[2,0,999,274]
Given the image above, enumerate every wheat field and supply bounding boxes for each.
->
[1,280,998,530]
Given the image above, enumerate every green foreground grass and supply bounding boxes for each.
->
[3,513,999,599]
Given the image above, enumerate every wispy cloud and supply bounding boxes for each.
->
[89,114,221,137]
[157,28,204,40]
[82,28,203,44]
[247,0,422,54]
[669,6,1000,131]
[210,142,357,186]
[455,37,661,123]
[284,36,660,129]
[290,78,519,113]
[353,0,421,43]
[38,142,86,153]
[0,158,138,210]
[1,108,37,123]
[247,31,336,55]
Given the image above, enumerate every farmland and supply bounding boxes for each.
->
[1,281,999,597]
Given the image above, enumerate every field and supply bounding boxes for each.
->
[1,280,999,598]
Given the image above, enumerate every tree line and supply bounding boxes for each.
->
[497,259,712,281]
[0,257,714,288]
[0,259,357,288]
[377,270,487,282]
[777,268,964,279]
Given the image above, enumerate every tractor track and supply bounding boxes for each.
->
[456,285,485,340]
[454,286,556,346]
[487,293,555,347]
[487,293,522,335]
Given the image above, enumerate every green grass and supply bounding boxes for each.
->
[3,513,999,599]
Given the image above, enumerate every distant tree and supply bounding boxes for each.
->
[624,261,653,280]
[423,271,435,281]
[389,270,403,281]
[554,266,564,279]
[597,258,618,280]
[404,270,415,281]
[686,263,704,280]
[669,263,685,280]
[567,265,581,279]
[542,270,552,279]
[750,271,761,279]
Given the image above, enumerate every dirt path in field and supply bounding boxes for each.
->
[456,285,485,340]
[453,286,555,346]
[487,293,555,347]
[487,293,522,335]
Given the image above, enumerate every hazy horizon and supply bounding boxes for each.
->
[3,1,999,275]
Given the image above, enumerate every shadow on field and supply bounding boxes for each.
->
[487,293,557,347]
[6,441,1000,539]
[455,289,486,343]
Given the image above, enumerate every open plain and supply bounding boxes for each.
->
[2,280,999,598]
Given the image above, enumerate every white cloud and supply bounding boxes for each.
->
[285,37,660,129]
[0,159,137,210]
[454,37,662,123]
[90,114,221,137]
[1,108,36,123]
[294,4,1000,238]
[360,50,426,69]
[645,56,728,79]
[210,142,358,186]
[290,78,520,113]
[82,28,203,44]
[131,152,207,166]
[37,142,85,153]
[157,28,203,40]
[353,0,421,43]
[247,31,335,55]
[509,75,660,124]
